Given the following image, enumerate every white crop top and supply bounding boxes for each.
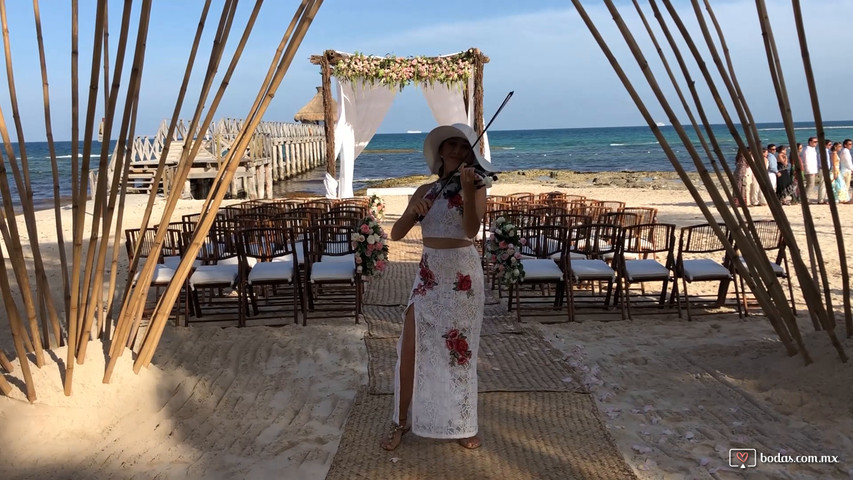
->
[419,175,472,241]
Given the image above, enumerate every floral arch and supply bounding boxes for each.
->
[309,48,490,197]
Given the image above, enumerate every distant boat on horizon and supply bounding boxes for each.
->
[406,130,422,134]
[655,121,666,127]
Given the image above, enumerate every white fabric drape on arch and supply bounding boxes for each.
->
[421,75,491,165]
[325,78,397,198]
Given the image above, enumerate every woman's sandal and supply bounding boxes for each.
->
[380,422,410,451]
[457,435,482,449]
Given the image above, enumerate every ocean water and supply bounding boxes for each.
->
[4,121,853,203]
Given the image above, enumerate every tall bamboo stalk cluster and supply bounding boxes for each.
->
[0,0,322,402]
[570,0,850,363]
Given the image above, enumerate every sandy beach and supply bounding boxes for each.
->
[1,174,852,479]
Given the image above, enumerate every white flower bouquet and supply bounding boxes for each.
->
[368,193,386,221]
[350,215,389,277]
[485,216,525,285]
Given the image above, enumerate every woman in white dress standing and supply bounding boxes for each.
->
[381,123,488,451]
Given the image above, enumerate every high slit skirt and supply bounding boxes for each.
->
[393,245,484,439]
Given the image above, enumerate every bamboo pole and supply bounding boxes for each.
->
[0,245,35,401]
[0,126,45,369]
[648,0,796,347]
[105,0,240,382]
[574,0,804,359]
[788,0,851,338]
[0,370,10,395]
[106,0,212,365]
[0,349,11,372]
[32,0,70,344]
[64,0,80,396]
[91,0,110,337]
[699,0,820,334]
[133,0,321,373]
[680,0,843,359]
[632,0,792,346]
[103,95,139,341]
[121,0,238,345]
[744,0,853,342]
[66,0,106,394]
[116,1,236,352]
[0,0,63,350]
[686,0,804,344]
[76,0,133,354]
[77,0,151,363]
[652,0,812,358]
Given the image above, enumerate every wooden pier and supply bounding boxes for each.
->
[123,118,327,199]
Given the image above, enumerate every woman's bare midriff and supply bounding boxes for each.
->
[423,237,473,249]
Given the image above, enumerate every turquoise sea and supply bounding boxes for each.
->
[4,120,853,204]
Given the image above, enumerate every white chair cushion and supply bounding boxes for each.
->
[321,253,355,264]
[163,255,202,270]
[190,264,239,287]
[271,253,295,263]
[248,261,294,284]
[520,258,564,281]
[550,251,586,262]
[134,263,175,285]
[681,258,731,282]
[624,259,670,282]
[295,248,306,266]
[576,237,610,253]
[570,259,616,281]
[737,256,784,276]
[601,251,640,261]
[311,261,355,282]
[218,256,258,268]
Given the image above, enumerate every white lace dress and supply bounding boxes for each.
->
[393,178,485,439]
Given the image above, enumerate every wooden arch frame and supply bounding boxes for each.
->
[309,48,490,178]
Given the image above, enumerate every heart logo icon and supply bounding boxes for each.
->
[736,451,749,463]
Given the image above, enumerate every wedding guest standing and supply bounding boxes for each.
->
[840,139,853,203]
[818,139,833,204]
[767,144,779,199]
[803,137,819,202]
[382,123,488,451]
[733,146,752,207]
[831,142,849,203]
[776,145,794,205]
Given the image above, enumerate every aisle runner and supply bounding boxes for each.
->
[327,390,637,480]
[326,226,637,480]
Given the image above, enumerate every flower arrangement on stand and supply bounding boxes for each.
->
[368,194,386,221]
[485,216,525,286]
[351,215,389,278]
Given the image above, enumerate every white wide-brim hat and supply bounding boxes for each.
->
[423,123,492,175]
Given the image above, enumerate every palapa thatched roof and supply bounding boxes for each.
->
[294,86,337,124]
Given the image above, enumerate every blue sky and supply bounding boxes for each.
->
[0,0,851,141]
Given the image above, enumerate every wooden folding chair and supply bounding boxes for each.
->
[671,223,742,320]
[615,223,677,319]
[733,220,795,315]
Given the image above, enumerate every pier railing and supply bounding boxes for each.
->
[122,118,326,198]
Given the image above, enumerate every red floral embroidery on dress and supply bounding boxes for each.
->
[453,272,474,298]
[412,253,438,296]
[442,328,472,366]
